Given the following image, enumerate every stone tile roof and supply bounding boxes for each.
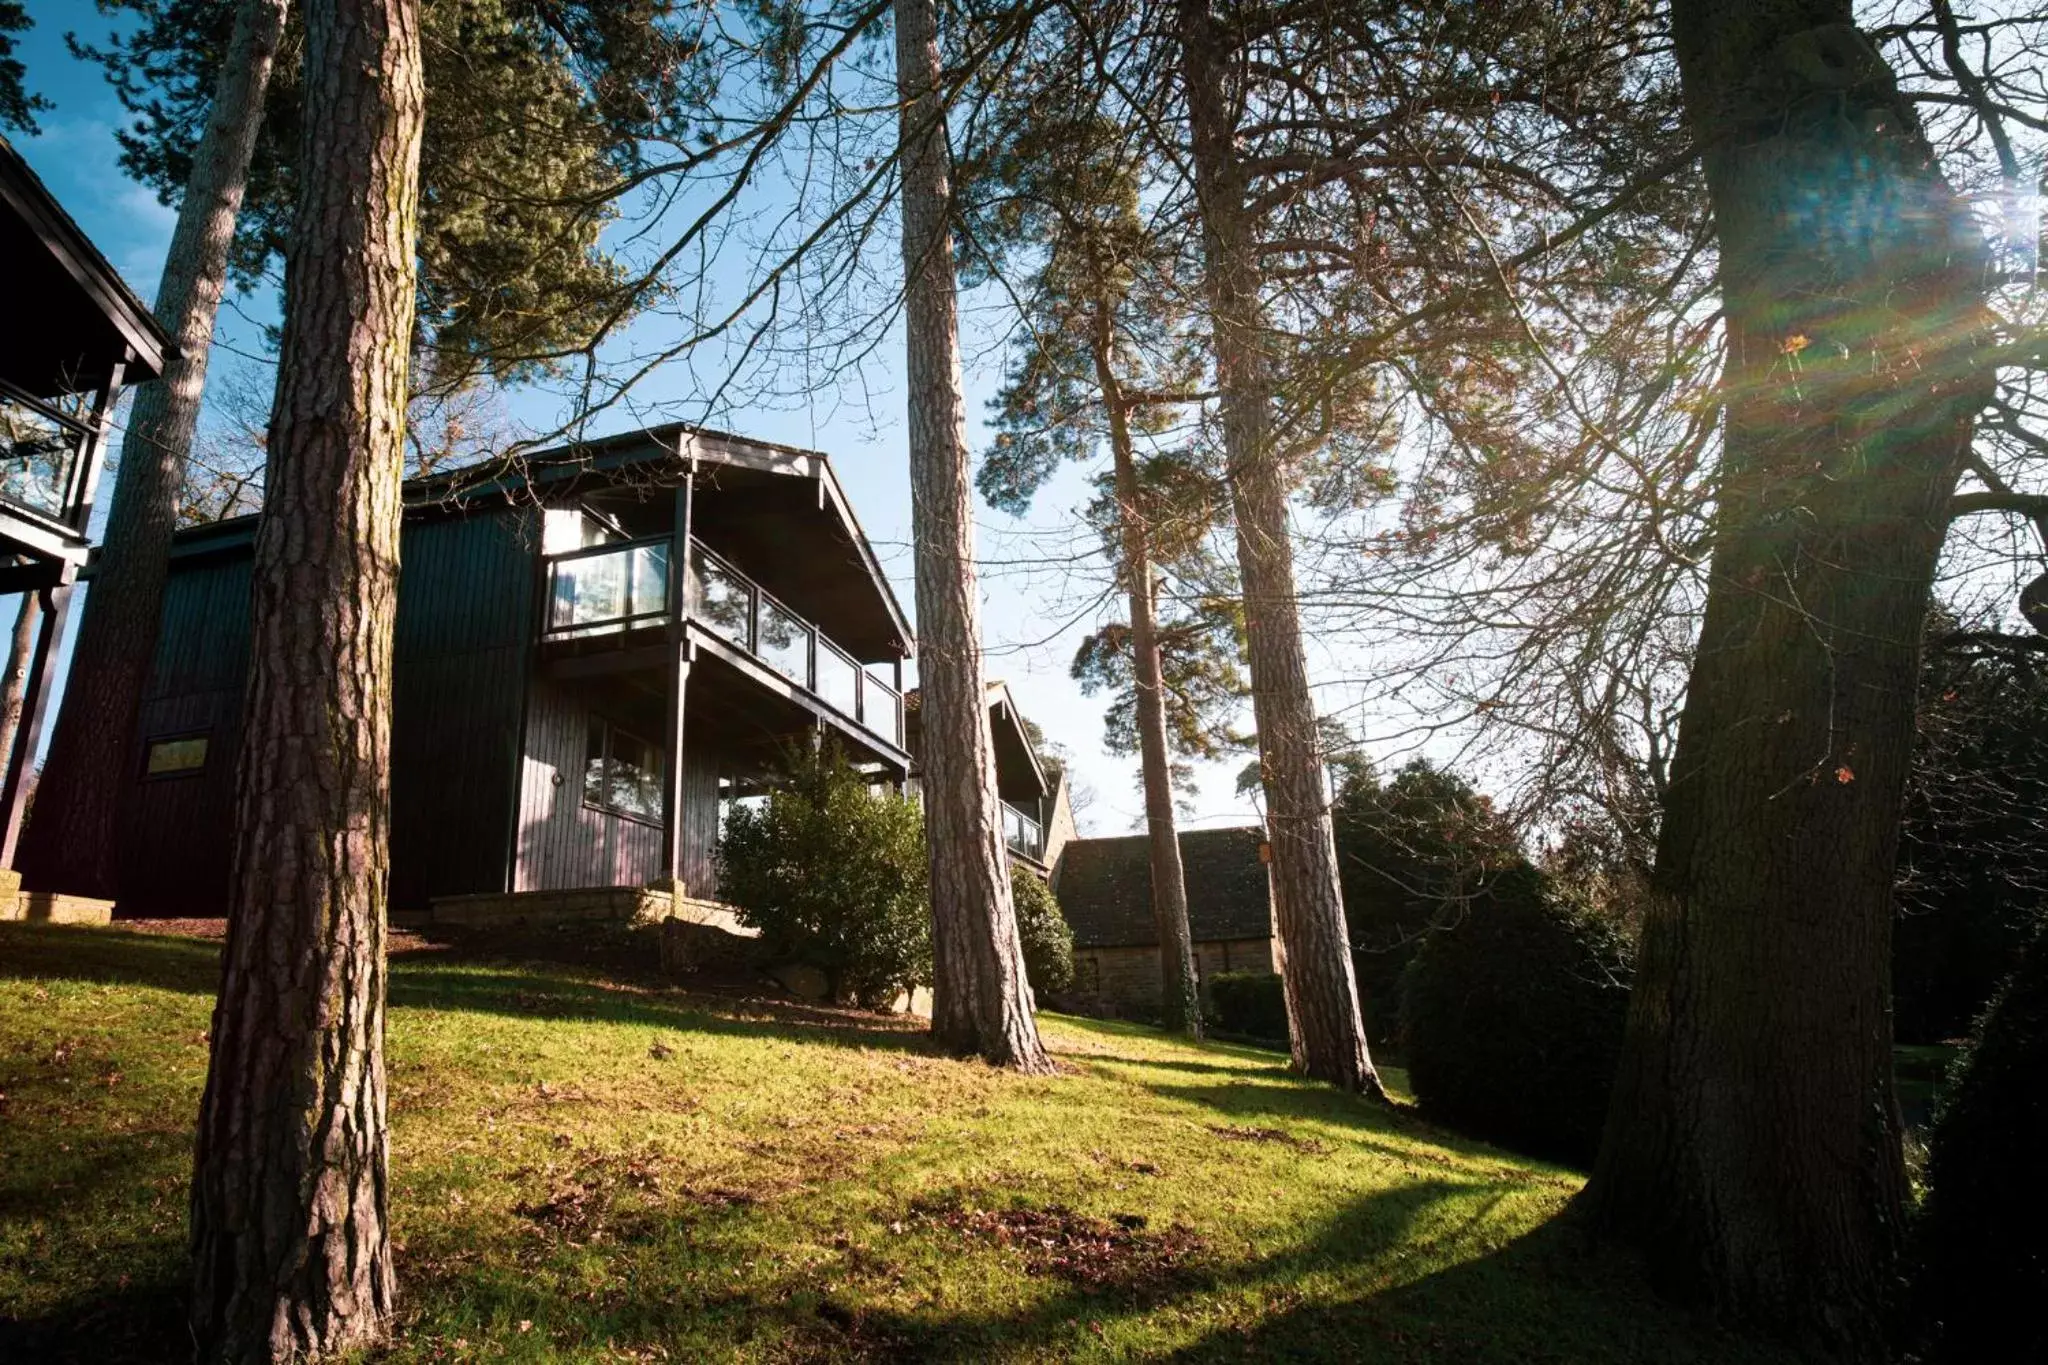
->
[1052,827,1272,949]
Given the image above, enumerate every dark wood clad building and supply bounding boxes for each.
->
[903,679,1067,875]
[1,134,172,873]
[114,425,915,916]
[1050,826,1278,1018]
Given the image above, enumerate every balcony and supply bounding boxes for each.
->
[540,535,905,750]
[1003,801,1044,863]
[0,382,92,529]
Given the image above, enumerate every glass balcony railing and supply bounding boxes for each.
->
[542,534,904,750]
[543,536,670,638]
[0,385,89,523]
[686,540,905,749]
[1003,802,1044,861]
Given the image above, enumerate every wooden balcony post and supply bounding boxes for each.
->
[663,471,695,886]
[1,581,75,869]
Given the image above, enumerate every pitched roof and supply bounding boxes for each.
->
[1053,827,1272,949]
[0,133,172,393]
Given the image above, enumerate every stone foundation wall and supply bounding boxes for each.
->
[1059,936,1277,1020]
[425,884,756,937]
[0,886,116,926]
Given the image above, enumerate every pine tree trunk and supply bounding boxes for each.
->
[0,591,40,786]
[1583,8,1992,1356]
[1175,0,1380,1094]
[1092,308,1201,1037]
[187,0,423,1357]
[894,0,1052,1073]
[16,0,291,900]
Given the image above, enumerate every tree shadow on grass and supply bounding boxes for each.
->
[0,924,222,996]
[834,1185,1784,1365]
[0,1278,187,1365]
[0,923,936,1058]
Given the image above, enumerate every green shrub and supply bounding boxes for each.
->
[1918,930,2048,1361]
[1010,866,1075,996]
[1400,872,1633,1165]
[1209,971,1288,1043]
[716,746,929,1008]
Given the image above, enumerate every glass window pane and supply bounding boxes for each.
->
[551,550,627,630]
[756,596,810,686]
[815,643,859,717]
[0,393,81,517]
[865,675,902,746]
[690,547,752,646]
[583,717,608,808]
[630,544,669,620]
[609,729,663,821]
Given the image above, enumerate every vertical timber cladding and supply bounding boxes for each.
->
[387,507,540,907]
[512,674,667,892]
[119,551,254,914]
[676,710,721,899]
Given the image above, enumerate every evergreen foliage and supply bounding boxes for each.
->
[1400,876,1633,1166]
[1331,758,1534,1042]
[73,0,695,390]
[1894,630,2048,1042]
[0,0,46,134]
[1009,866,1074,997]
[716,746,930,1009]
[1918,928,2048,1362]
[1207,971,1288,1043]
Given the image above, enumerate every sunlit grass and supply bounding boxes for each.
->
[0,922,1794,1362]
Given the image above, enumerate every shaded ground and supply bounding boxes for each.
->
[0,921,1797,1363]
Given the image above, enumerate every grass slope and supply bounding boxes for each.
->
[0,923,1792,1363]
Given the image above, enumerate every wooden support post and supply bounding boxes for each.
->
[662,471,696,885]
[1,581,76,870]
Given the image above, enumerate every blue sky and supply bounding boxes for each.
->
[6,0,1270,837]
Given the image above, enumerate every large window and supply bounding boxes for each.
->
[583,717,664,823]
[0,387,85,519]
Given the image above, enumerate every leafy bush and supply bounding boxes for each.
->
[1208,971,1288,1043]
[1332,758,1541,1043]
[1400,873,1633,1165]
[1918,930,2048,1361]
[1010,866,1074,996]
[1894,627,2048,1043]
[716,746,929,1008]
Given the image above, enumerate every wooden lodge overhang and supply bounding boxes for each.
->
[0,134,170,399]
[414,424,914,662]
[905,679,1050,805]
[2,133,174,869]
[154,423,918,663]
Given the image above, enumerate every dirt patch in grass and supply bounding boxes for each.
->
[1207,1123,1333,1154]
[903,1194,1207,1294]
[116,916,440,955]
[511,1148,770,1246]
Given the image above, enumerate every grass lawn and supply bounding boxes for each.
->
[0,922,1795,1363]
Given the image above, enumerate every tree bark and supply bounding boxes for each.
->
[0,591,40,787]
[1092,305,1202,1037]
[16,0,291,900]
[1175,0,1381,1094]
[894,0,1052,1072]
[1583,9,1993,1357]
[186,0,423,1357]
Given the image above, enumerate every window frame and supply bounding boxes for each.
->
[140,730,211,781]
[581,715,666,827]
